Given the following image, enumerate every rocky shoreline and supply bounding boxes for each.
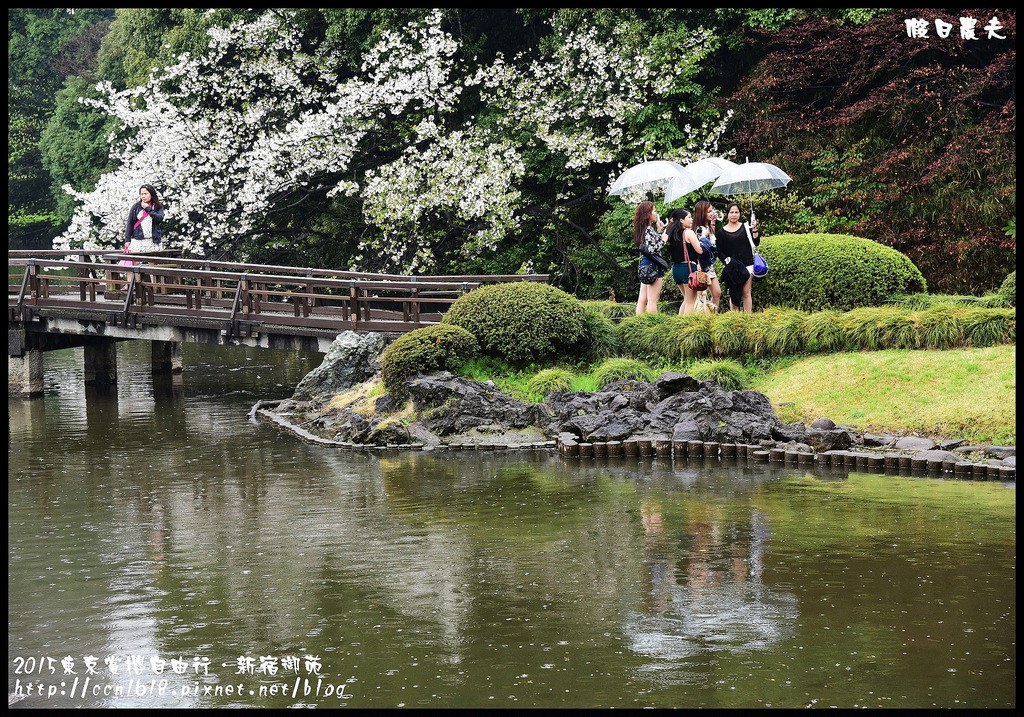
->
[255,332,1015,481]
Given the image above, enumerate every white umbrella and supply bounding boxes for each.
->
[664,157,738,203]
[608,160,693,200]
[709,159,792,217]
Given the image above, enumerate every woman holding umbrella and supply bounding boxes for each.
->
[666,208,706,316]
[715,202,760,313]
[634,201,668,315]
[693,200,721,311]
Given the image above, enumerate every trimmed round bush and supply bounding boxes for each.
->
[380,324,479,396]
[526,368,574,397]
[592,357,655,387]
[997,271,1015,307]
[753,233,927,312]
[441,282,587,364]
[687,359,748,391]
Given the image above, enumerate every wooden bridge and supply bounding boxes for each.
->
[8,249,548,396]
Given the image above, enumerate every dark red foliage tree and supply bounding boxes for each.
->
[721,9,1015,293]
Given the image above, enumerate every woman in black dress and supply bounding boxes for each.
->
[714,202,761,313]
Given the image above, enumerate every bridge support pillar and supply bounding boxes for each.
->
[84,340,118,386]
[151,340,183,374]
[8,350,44,397]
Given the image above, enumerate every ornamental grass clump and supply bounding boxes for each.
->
[614,312,672,359]
[592,357,655,387]
[687,359,749,391]
[877,307,921,349]
[760,309,807,355]
[526,368,574,397]
[380,324,479,397]
[709,310,751,357]
[840,307,888,351]
[672,315,714,359]
[576,302,620,360]
[801,310,846,353]
[441,282,587,364]
[964,308,1015,347]
[917,306,967,349]
[997,271,1015,307]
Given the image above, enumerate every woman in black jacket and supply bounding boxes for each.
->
[714,202,760,313]
[125,184,165,254]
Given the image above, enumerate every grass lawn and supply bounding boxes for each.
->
[751,344,1016,445]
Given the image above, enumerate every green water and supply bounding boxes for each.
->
[7,342,1015,708]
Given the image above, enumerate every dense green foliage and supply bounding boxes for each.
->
[8,9,1015,298]
[441,282,588,364]
[748,233,927,312]
[591,357,656,387]
[721,10,1015,293]
[614,305,1015,362]
[380,324,479,397]
[526,368,574,397]
[8,8,115,247]
[997,271,1015,308]
[686,359,748,391]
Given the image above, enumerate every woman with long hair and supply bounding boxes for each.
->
[124,184,165,254]
[692,199,721,311]
[715,202,760,313]
[634,200,667,314]
[666,207,705,315]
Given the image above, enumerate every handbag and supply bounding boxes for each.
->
[638,261,660,285]
[693,290,716,317]
[745,223,768,280]
[640,235,670,271]
[118,242,134,267]
[683,239,709,291]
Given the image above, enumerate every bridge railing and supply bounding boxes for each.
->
[9,254,549,336]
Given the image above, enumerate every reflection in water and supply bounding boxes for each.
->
[7,342,1016,709]
[626,501,798,678]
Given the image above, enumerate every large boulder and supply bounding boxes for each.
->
[406,372,550,437]
[292,331,392,401]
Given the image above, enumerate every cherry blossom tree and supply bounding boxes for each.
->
[55,9,729,274]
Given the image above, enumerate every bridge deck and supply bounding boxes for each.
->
[10,253,548,341]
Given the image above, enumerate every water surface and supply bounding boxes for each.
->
[8,342,1015,708]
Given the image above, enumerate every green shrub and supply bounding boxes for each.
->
[672,315,714,358]
[380,324,479,396]
[576,302,620,360]
[917,306,967,349]
[687,359,749,391]
[526,368,574,397]
[801,310,846,353]
[997,271,1015,307]
[753,233,927,312]
[613,312,672,359]
[592,357,655,387]
[964,308,1015,347]
[441,281,587,364]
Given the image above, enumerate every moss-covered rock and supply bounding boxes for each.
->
[380,324,479,397]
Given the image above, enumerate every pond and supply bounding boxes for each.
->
[7,342,1015,708]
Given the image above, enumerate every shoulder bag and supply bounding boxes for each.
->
[683,237,709,291]
[640,230,670,272]
[745,223,768,280]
